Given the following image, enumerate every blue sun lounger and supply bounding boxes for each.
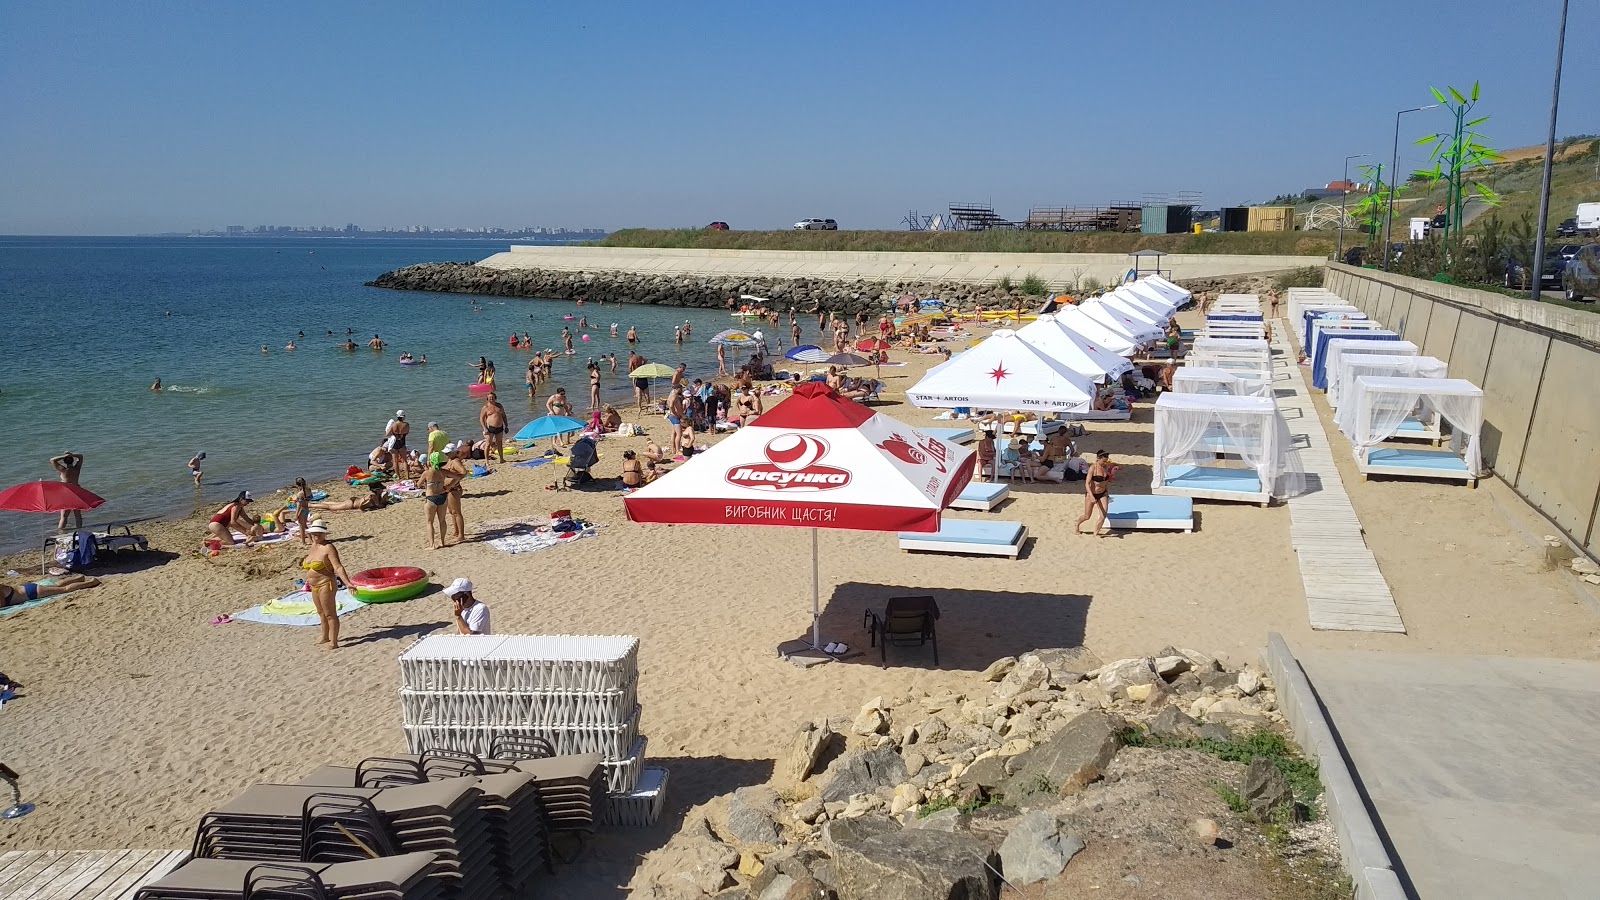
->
[899,519,1025,558]
[1359,448,1476,486]
[1106,496,1194,532]
[1154,463,1270,506]
[924,427,975,445]
[949,481,1010,511]
[1391,416,1442,444]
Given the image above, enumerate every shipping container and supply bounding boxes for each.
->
[1246,206,1294,232]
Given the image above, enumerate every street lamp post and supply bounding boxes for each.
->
[1383,104,1441,271]
[1531,0,1570,303]
[1338,154,1369,263]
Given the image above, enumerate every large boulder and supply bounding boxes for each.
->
[779,720,834,785]
[650,818,740,896]
[821,814,901,851]
[826,829,997,900]
[999,712,1124,807]
[727,786,781,845]
[1094,658,1159,699]
[821,748,909,803]
[1240,758,1294,822]
[1020,647,1103,685]
[997,810,1086,886]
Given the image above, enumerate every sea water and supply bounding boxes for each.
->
[0,236,776,552]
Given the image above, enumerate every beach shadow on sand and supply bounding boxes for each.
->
[341,622,444,647]
[816,582,1090,672]
[540,755,775,898]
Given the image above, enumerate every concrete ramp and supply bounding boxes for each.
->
[1298,650,1600,899]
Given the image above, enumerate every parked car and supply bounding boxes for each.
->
[1431,213,1448,231]
[706,221,729,230]
[792,218,838,230]
[1561,244,1600,302]
[1556,217,1579,238]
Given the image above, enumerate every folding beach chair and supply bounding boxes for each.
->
[864,595,940,667]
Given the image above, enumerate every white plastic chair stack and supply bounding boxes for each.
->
[398,633,667,826]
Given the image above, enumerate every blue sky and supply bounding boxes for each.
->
[2,1,1594,234]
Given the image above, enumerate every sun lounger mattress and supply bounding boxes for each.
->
[1162,464,1263,495]
[924,427,975,444]
[1364,448,1468,472]
[901,519,1024,546]
[956,482,1008,504]
[1106,496,1194,526]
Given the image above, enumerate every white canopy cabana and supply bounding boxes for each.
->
[1099,290,1168,327]
[1172,366,1273,398]
[1053,306,1138,355]
[1193,336,1270,356]
[1118,282,1178,318]
[1152,393,1303,506]
[1337,376,1484,485]
[1324,339,1419,407]
[1140,274,1192,307]
[1079,300,1162,344]
[1016,315,1134,381]
[908,329,1093,412]
[1287,290,1347,324]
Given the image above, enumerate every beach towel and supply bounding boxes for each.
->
[513,458,552,469]
[232,588,365,626]
[483,521,603,555]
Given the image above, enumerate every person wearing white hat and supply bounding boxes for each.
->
[302,519,356,650]
[444,578,490,635]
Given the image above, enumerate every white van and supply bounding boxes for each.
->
[1577,203,1600,235]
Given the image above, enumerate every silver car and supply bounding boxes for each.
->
[792,218,838,230]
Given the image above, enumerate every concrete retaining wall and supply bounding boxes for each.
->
[1325,264,1600,558]
[480,245,1325,289]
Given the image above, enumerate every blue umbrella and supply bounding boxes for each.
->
[514,415,585,443]
[785,345,831,363]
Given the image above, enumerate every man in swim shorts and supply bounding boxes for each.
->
[666,388,687,455]
[479,393,508,463]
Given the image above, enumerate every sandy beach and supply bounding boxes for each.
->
[1,307,1596,895]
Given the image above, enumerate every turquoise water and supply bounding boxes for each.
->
[0,237,756,552]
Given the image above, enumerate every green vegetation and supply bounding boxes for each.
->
[1212,782,1250,815]
[1122,727,1322,815]
[596,228,1338,257]
[917,792,999,818]
[997,274,1014,293]
[1020,273,1048,296]
[1274,267,1324,289]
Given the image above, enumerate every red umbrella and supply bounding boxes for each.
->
[0,481,105,575]
[854,338,892,378]
[0,481,105,514]
[624,383,975,661]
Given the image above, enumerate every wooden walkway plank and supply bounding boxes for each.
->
[1271,319,1406,633]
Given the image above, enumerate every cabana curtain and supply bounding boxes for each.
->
[1338,377,1485,476]
[1152,395,1306,498]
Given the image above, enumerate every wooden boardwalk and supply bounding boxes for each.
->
[0,849,189,900]
[1271,322,1406,633]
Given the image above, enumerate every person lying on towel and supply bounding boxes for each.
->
[1,574,102,607]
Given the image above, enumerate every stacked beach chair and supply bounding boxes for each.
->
[135,852,446,900]
[399,634,667,827]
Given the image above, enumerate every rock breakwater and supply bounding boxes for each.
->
[366,262,1044,315]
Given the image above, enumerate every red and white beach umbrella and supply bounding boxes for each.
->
[624,383,975,659]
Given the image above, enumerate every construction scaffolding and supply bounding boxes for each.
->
[1023,203,1142,232]
[944,203,1015,231]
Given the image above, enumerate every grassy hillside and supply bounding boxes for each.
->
[596,228,1336,257]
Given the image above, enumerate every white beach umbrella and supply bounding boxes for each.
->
[907,330,1093,412]
[1016,315,1133,381]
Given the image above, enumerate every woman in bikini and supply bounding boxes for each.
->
[301,519,356,650]
[1,574,101,607]
[620,450,644,488]
[310,482,389,512]
[1076,450,1114,537]
[421,452,464,549]
[292,477,313,544]
[385,412,411,481]
[206,491,259,547]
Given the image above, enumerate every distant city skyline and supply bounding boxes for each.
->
[2,2,1595,235]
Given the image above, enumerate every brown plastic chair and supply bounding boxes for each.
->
[863,595,940,667]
